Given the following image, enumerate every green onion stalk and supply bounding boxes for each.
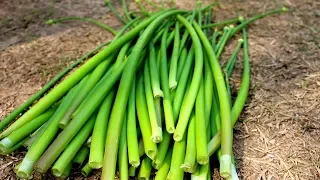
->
[138,156,153,180]
[46,17,117,35]
[174,15,203,142]
[135,76,158,160]
[118,112,128,180]
[127,77,140,167]
[89,90,115,169]
[73,146,90,165]
[159,27,175,133]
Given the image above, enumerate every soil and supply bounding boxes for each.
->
[0,0,319,179]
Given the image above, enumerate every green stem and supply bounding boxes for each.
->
[106,1,127,24]
[160,27,175,133]
[73,146,90,166]
[168,22,181,90]
[81,162,93,177]
[129,166,136,177]
[136,76,158,160]
[46,17,117,35]
[51,114,95,176]
[127,77,140,167]
[148,43,163,98]
[118,112,128,180]
[154,149,173,180]
[195,77,208,165]
[144,61,162,142]
[138,156,153,180]
[176,47,188,82]
[59,75,90,128]
[172,45,195,120]
[230,7,288,37]
[167,131,186,180]
[174,15,203,142]
[216,26,233,59]
[135,0,148,15]
[225,39,244,78]
[152,130,170,169]
[122,0,133,22]
[89,90,115,169]
[181,113,196,173]
[202,18,239,29]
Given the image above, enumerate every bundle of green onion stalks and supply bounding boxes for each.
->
[0,1,287,179]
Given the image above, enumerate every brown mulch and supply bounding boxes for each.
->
[1,0,319,179]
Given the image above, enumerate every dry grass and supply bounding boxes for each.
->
[0,0,319,179]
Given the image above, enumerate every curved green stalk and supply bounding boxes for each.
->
[127,77,140,167]
[225,39,243,78]
[51,114,96,176]
[89,89,115,169]
[211,30,221,51]
[176,47,188,81]
[160,27,175,133]
[230,7,288,37]
[136,76,158,160]
[135,0,148,15]
[46,16,117,35]
[216,25,233,58]
[181,114,196,173]
[174,15,203,142]
[119,112,128,180]
[0,11,161,139]
[193,21,232,178]
[195,77,208,165]
[148,43,163,98]
[144,61,162,142]
[172,45,195,120]
[202,18,239,29]
[122,0,133,22]
[0,40,109,135]
[168,22,181,90]
[204,53,214,129]
[73,146,89,165]
[106,0,127,24]
[154,149,172,180]
[138,156,152,180]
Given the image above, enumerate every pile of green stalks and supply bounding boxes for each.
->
[0,1,287,179]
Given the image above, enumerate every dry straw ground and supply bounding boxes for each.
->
[0,0,319,179]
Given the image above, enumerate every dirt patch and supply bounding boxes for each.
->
[1,0,319,179]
